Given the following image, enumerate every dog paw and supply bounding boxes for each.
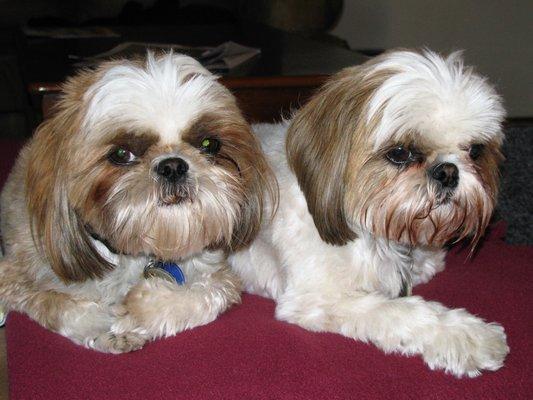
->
[423,312,509,377]
[88,331,146,354]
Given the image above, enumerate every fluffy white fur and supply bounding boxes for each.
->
[366,51,504,149]
[229,50,509,377]
[83,54,227,143]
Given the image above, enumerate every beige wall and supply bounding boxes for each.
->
[332,0,533,117]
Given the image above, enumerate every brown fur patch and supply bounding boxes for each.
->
[107,130,159,157]
[25,69,116,282]
[88,165,126,207]
[468,138,503,246]
[287,66,393,245]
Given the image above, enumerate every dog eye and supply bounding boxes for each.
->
[108,148,136,165]
[469,143,485,160]
[386,146,412,164]
[199,137,221,155]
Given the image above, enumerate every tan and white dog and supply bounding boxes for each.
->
[230,50,509,377]
[0,53,275,353]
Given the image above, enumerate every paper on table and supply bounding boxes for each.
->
[23,26,120,39]
[69,41,261,73]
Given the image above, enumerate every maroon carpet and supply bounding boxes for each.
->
[2,139,532,399]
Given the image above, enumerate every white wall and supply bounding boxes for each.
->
[332,0,533,117]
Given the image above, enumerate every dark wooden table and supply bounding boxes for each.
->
[23,22,367,122]
[30,75,328,122]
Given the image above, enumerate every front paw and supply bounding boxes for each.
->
[116,274,240,338]
[423,311,509,377]
[88,331,146,354]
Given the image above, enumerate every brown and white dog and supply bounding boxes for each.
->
[230,50,509,377]
[0,53,275,353]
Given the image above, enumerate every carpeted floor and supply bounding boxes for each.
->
[4,223,533,399]
[0,330,7,400]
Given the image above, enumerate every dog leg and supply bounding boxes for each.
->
[276,290,508,377]
[112,267,241,339]
[0,258,146,353]
[410,247,446,286]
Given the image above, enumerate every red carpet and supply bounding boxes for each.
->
[2,139,532,399]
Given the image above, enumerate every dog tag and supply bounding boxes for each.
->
[144,261,186,285]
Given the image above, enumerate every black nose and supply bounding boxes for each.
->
[430,163,459,189]
[156,157,189,181]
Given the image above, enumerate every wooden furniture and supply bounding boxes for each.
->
[30,75,328,122]
[22,22,367,123]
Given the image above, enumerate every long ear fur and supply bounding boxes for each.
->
[227,125,278,252]
[286,67,386,245]
[26,73,115,282]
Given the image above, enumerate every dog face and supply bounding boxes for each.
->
[26,53,275,282]
[287,50,504,247]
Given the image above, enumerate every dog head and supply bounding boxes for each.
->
[26,52,275,282]
[287,49,504,247]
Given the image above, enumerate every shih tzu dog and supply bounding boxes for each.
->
[0,53,274,353]
[230,50,509,377]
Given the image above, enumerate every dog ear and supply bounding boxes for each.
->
[26,79,115,282]
[226,124,278,252]
[286,68,382,245]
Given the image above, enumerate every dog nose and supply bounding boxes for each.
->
[430,163,459,189]
[156,157,189,181]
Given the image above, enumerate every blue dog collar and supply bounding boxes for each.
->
[144,261,186,285]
